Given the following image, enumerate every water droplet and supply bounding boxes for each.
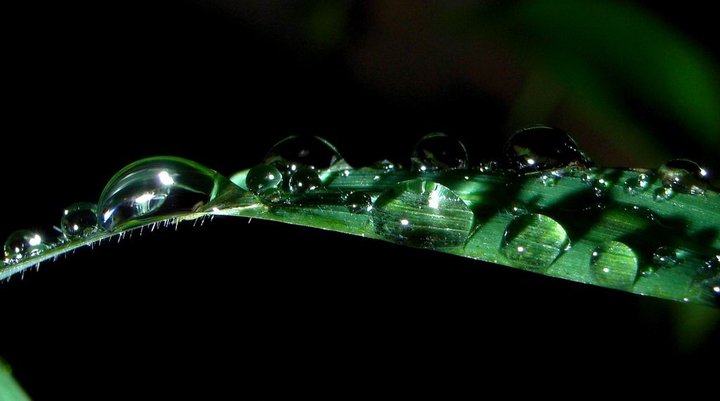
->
[345,192,372,213]
[371,180,474,248]
[696,255,720,281]
[658,159,709,195]
[501,126,591,173]
[245,164,283,195]
[411,133,468,172]
[623,173,651,195]
[61,202,98,239]
[4,230,51,262]
[371,160,398,172]
[653,246,679,268]
[589,241,638,289]
[265,136,344,171]
[98,157,230,231]
[500,214,570,270]
[653,187,674,201]
[539,172,561,187]
[288,168,321,194]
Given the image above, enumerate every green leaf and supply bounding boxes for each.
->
[2,154,718,307]
[0,359,31,401]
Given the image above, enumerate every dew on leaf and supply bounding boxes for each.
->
[371,180,474,248]
[500,213,570,270]
[411,133,468,172]
[500,126,591,173]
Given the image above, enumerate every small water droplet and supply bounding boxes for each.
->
[4,230,51,262]
[623,173,651,195]
[265,136,344,171]
[61,202,98,239]
[658,159,709,195]
[539,172,561,187]
[653,246,679,268]
[501,126,591,173]
[696,255,720,281]
[411,133,469,172]
[371,180,474,248]
[344,192,372,213]
[500,214,570,270]
[371,160,399,172]
[653,187,674,201]
[589,241,638,289]
[98,157,230,231]
[288,168,321,194]
[245,164,283,195]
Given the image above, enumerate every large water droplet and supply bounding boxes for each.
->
[653,246,679,268]
[98,157,230,231]
[589,241,638,289]
[61,202,98,239]
[4,230,51,262]
[411,133,468,172]
[371,180,474,248]
[265,136,344,171]
[288,168,321,194]
[658,159,709,195]
[623,173,651,195]
[501,126,591,173]
[345,192,372,213]
[500,214,570,270]
[245,164,283,195]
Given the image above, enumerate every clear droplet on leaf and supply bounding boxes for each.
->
[623,173,651,195]
[61,202,98,239]
[4,230,51,262]
[371,180,474,248]
[371,160,399,172]
[653,246,679,268]
[265,136,344,171]
[411,133,469,172]
[98,157,230,231]
[345,192,372,213]
[288,168,321,194]
[589,241,638,289]
[500,213,570,270]
[245,164,283,195]
[501,126,591,173]
[658,159,709,195]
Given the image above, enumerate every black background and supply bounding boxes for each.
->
[1,1,719,398]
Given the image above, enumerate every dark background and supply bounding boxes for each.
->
[1,1,719,398]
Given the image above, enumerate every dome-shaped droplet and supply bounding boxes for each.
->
[658,159,710,195]
[4,230,51,262]
[500,126,591,173]
[589,241,638,289]
[500,213,570,270]
[539,172,561,187]
[371,160,399,172]
[288,168,321,194]
[61,202,98,239]
[623,173,651,195]
[411,133,468,172]
[371,180,474,248]
[245,164,283,195]
[265,136,344,171]
[98,157,230,231]
[653,246,679,268]
[696,255,720,281]
[345,192,372,213]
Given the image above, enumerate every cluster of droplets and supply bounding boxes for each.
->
[2,127,718,306]
[3,157,230,265]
